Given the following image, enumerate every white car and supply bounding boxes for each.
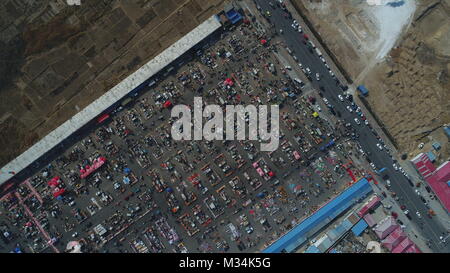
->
[346,106,353,113]
[305,67,311,74]
[315,73,320,81]
[323,97,329,104]
[285,66,292,70]
[298,63,303,69]
[291,23,298,30]
[320,56,326,63]
[415,189,421,196]
[392,164,399,171]
[386,180,391,188]
[376,143,383,150]
[338,95,344,101]
[354,118,360,125]
[364,120,369,126]
[416,211,422,218]
[324,63,330,70]
[298,26,303,33]
[316,105,322,112]
[329,71,335,77]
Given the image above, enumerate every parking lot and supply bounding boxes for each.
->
[0,11,365,253]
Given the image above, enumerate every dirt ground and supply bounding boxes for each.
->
[0,0,226,167]
[293,0,450,160]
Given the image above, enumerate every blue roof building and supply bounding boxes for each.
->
[427,151,437,163]
[351,219,369,236]
[262,178,373,253]
[224,4,242,25]
[304,245,321,253]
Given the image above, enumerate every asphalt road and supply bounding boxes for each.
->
[255,0,449,252]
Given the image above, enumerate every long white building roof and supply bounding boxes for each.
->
[0,15,221,185]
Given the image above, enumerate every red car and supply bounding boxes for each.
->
[391,212,398,219]
[400,205,406,210]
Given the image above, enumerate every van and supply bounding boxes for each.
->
[293,78,303,86]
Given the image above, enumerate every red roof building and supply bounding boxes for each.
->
[411,151,450,213]
[411,153,436,179]
[358,195,381,217]
[391,237,414,253]
[363,214,376,227]
[403,243,422,253]
[425,161,450,213]
[411,153,450,213]
[381,226,407,251]
[374,216,399,240]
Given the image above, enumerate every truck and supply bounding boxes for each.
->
[377,167,387,174]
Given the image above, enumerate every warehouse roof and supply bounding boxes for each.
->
[0,16,221,186]
[263,178,373,253]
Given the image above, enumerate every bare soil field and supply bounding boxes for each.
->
[292,0,450,159]
[0,0,226,166]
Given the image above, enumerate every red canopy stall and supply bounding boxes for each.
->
[80,157,106,179]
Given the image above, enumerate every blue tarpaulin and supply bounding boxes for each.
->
[326,140,335,148]
[444,126,450,139]
[123,176,130,184]
[124,168,131,174]
[257,192,266,198]
[225,9,243,24]
[357,85,369,96]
